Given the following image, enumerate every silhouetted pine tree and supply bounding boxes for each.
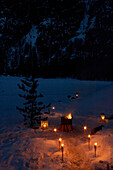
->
[17,76,45,128]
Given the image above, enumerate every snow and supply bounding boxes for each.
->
[70,1,96,42]
[0,17,6,27]
[0,76,113,169]
[89,17,96,29]
[62,47,66,52]
[40,18,51,27]
[25,25,39,48]
[70,14,90,41]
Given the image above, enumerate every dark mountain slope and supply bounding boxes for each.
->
[0,0,113,80]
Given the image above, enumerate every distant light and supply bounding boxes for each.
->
[101,115,105,120]
[76,93,78,97]
[52,106,55,110]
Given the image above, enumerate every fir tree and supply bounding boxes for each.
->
[17,76,45,128]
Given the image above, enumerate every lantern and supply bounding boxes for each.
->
[41,120,48,129]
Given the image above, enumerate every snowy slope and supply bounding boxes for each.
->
[0,76,113,169]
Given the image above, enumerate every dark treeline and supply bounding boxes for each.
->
[0,0,113,80]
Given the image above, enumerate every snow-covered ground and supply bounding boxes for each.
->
[0,76,113,169]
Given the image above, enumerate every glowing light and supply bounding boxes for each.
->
[76,93,78,97]
[54,128,57,132]
[61,143,64,147]
[88,134,91,138]
[66,113,72,119]
[84,126,87,130]
[41,120,48,129]
[94,142,97,146]
[101,115,105,120]
[52,106,55,110]
[59,138,62,142]
[43,124,46,128]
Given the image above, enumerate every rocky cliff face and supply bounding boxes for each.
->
[0,0,113,80]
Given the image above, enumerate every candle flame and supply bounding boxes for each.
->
[84,126,87,130]
[61,143,64,147]
[54,128,57,132]
[76,93,78,97]
[101,115,105,120]
[88,134,91,138]
[52,107,55,110]
[94,142,97,146]
[59,138,62,142]
[66,113,72,119]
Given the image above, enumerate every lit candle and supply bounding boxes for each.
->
[101,115,105,120]
[61,143,64,161]
[84,126,87,140]
[54,128,57,137]
[66,113,72,119]
[59,138,62,150]
[88,134,91,149]
[52,106,55,112]
[94,142,97,157]
[76,93,79,98]
[84,126,87,130]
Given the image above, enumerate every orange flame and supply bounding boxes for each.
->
[59,138,62,142]
[43,124,47,128]
[54,128,57,132]
[66,113,72,119]
[76,93,78,97]
[61,143,64,147]
[52,106,55,110]
[84,126,87,130]
[88,134,91,138]
[101,115,105,120]
[94,142,97,146]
